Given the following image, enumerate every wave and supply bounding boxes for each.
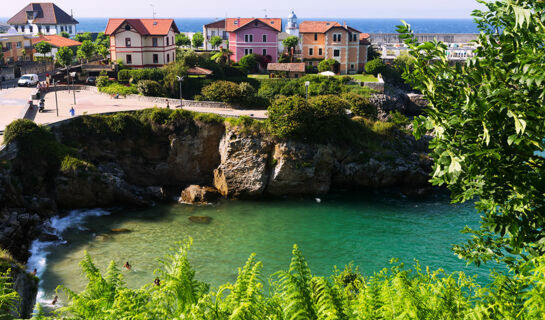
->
[27,208,111,305]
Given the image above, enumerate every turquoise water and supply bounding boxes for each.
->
[31,192,490,302]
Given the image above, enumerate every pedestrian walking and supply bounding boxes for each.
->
[69,107,75,117]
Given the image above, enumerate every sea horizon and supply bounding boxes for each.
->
[0,17,478,34]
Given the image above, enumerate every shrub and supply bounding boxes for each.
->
[118,69,166,83]
[239,54,258,73]
[318,59,340,72]
[137,80,165,97]
[98,83,138,96]
[95,76,110,88]
[342,92,378,120]
[389,110,410,127]
[201,81,241,104]
[365,58,386,76]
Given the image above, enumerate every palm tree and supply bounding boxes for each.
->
[211,46,233,66]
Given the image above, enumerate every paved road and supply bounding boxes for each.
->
[0,73,47,90]
[0,88,34,132]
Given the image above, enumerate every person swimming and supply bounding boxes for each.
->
[51,296,58,306]
[124,261,132,271]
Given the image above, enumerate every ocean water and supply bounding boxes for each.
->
[28,192,493,306]
[0,17,478,34]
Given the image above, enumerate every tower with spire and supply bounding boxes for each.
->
[286,10,299,36]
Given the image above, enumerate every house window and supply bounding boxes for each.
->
[125,38,131,47]
[69,26,73,34]
[29,25,33,32]
[167,54,170,63]
[244,34,253,42]
[333,49,340,57]
[16,42,22,48]
[46,25,50,32]
[350,64,355,70]
[166,37,169,46]
[333,34,342,42]
[318,48,323,55]
[126,54,132,64]
[222,31,227,39]
[309,48,313,56]
[211,30,216,37]
[125,25,131,31]
[244,48,253,55]
[314,33,318,41]
[153,54,159,64]
[152,38,158,47]
[262,49,267,56]
[308,61,313,67]
[262,34,267,42]
[353,34,358,41]
[38,26,42,33]
[6,43,12,50]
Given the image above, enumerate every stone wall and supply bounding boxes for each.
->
[363,74,385,93]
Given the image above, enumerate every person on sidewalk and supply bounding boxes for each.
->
[69,107,75,117]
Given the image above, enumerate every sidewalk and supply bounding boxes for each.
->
[0,88,34,137]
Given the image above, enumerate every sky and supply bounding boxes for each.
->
[1,0,483,19]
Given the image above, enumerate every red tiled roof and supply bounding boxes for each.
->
[299,21,341,33]
[187,67,213,75]
[32,35,81,47]
[8,3,78,25]
[225,18,282,32]
[359,33,370,45]
[204,19,225,29]
[267,63,305,72]
[104,19,179,36]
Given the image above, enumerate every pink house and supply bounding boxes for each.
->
[226,18,282,63]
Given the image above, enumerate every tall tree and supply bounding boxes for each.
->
[209,35,223,50]
[191,32,204,49]
[74,32,93,43]
[34,41,52,59]
[77,40,96,63]
[56,46,74,66]
[97,45,109,60]
[282,35,299,61]
[398,0,545,266]
[175,33,191,47]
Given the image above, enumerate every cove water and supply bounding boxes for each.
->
[28,192,492,304]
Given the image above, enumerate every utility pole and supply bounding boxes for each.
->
[176,76,184,108]
[54,80,59,117]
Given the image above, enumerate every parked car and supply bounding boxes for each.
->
[85,76,97,85]
[17,74,39,87]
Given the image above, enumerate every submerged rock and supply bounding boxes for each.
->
[180,185,220,204]
[111,228,131,233]
[188,216,213,224]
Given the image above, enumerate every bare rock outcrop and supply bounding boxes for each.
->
[180,185,221,204]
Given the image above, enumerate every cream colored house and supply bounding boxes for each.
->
[105,19,179,68]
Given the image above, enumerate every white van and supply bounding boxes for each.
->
[17,74,39,87]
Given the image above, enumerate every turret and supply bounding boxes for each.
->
[286,10,299,36]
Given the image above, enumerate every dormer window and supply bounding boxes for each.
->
[125,25,131,31]
[234,20,238,25]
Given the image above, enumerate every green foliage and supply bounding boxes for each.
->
[239,54,258,73]
[318,59,340,72]
[175,33,191,47]
[95,76,110,88]
[192,32,204,48]
[34,41,52,57]
[60,155,96,174]
[118,68,166,83]
[98,83,138,96]
[94,32,109,47]
[200,81,260,106]
[137,80,166,97]
[15,240,545,320]
[176,49,199,67]
[389,110,410,127]
[55,46,74,66]
[282,36,299,55]
[342,92,378,120]
[364,58,386,76]
[60,31,70,38]
[209,35,223,49]
[77,40,96,62]
[74,32,93,43]
[97,45,109,60]
[397,0,545,266]
[0,269,19,318]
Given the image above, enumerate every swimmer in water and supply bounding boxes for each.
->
[31,268,37,276]
[124,261,132,271]
[52,296,58,306]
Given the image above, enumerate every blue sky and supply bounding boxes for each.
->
[3,0,483,19]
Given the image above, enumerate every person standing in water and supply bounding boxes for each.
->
[124,261,131,271]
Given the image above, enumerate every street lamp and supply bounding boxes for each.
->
[53,80,59,117]
[176,76,185,108]
[305,81,310,101]
[70,71,77,105]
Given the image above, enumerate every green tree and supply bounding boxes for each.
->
[318,59,339,72]
[364,58,386,75]
[94,32,109,47]
[175,33,191,47]
[176,49,199,67]
[239,54,258,73]
[60,31,70,38]
[77,40,96,63]
[97,45,109,60]
[34,41,52,59]
[282,35,299,61]
[398,0,545,266]
[211,46,232,66]
[56,46,74,66]
[191,32,204,49]
[74,32,93,42]
[209,35,223,49]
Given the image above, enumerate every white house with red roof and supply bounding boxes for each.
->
[8,3,79,37]
[104,19,179,68]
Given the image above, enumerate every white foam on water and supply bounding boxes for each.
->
[27,208,111,305]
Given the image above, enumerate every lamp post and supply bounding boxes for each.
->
[305,81,310,101]
[71,71,76,105]
[53,80,59,117]
[176,75,184,108]
[67,66,70,94]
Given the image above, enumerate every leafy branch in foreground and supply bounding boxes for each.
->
[5,240,540,319]
[397,0,545,266]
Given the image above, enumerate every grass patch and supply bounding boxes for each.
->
[339,74,378,82]
[226,116,267,134]
[248,74,270,79]
[60,155,96,174]
[98,83,138,96]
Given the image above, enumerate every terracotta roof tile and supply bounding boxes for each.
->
[32,35,81,47]
[359,33,370,45]
[8,3,78,25]
[225,18,282,32]
[187,67,213,75]
[299,21,341,33]
[267,63,305,72]
[204,19,225,29]
[104,19,179,36]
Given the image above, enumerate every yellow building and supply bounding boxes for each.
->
[0,28,33,64]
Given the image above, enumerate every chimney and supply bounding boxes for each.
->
[343,21,347,28]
